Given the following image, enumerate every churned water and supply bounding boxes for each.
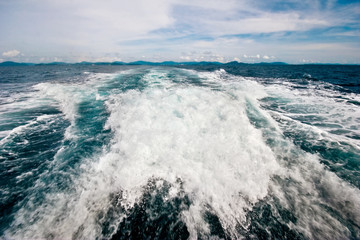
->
[0,64,359,239]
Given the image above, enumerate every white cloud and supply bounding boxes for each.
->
[203,13,329,36]
[242,54,262,59]
[73,0,174,38]
[180,56,192,61]
[301,59,314,63]
[0,0,359,63]
[288,43,354,51]
[179,51,228,62]
[164,1,335,37]
[173,0,242,12]
[0,0,175,54]
[263,55,276,60]
[2,50,20,57]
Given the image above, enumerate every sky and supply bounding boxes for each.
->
[0,0,359,64]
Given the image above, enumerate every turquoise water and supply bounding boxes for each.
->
[0,65,359,239]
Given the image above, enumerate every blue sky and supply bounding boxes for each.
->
[0,0,359,63]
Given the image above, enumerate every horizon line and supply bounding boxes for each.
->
[1,60,359,66]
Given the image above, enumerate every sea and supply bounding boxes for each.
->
[0,64,359,239]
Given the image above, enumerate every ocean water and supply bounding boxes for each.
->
[0,64,359,239]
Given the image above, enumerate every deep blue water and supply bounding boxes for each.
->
[0,64,359,239]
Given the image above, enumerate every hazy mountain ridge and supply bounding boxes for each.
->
[0,61,291,66]
[1,60,358,67]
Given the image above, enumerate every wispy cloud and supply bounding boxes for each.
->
[0,0,359,63]
[2,50,20,57]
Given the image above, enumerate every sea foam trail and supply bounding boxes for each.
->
[5,68,360,239]
[263,80,360,145]
[245,97,360,239]
[255,74,360,190]
[101,73,282,238]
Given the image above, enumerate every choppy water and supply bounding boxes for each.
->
[0,65,359,239]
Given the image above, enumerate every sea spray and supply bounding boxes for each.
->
[0,65,359,239]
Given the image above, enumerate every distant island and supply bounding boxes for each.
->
[0,60,295,67]
[1,61,358,67]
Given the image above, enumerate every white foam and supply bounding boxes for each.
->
[98,70,282,237]
[0,114,56,145]
[235,75,360,239]
[33,83,81,124]
[261,79,360,148]
[6,69,281,239]
[6,68,360,239]
[0,91,45,114]
[31,73,113,139]
[269,149,360,239]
